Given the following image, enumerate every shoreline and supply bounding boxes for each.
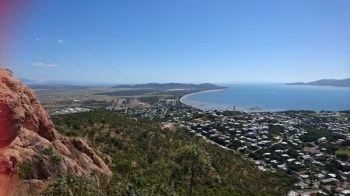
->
[179,88,284,112]
[179,88,225,105]
[179,88,349,113]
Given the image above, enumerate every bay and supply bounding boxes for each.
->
[180,84,350,112]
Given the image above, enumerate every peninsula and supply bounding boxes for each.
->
[287,78,350,87]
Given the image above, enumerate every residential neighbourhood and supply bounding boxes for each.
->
[52,107,91,115]
[115,99,350,195]
[51,97,350,195]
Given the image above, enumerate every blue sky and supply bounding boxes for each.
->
[3,0,350,84]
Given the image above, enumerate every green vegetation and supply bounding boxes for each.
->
[42,146,62,164]
[172,145,209,196]
[81,100,111,109]
[50,110,297,195]
[299,125,345,143]
[320,143,339,154]
[336,149,350,161]
[19,162,33,180]
[42,175,102,196]
[336,149,350,156]
[268,125,284,138]
[95,89,157,96]
[138,96,160,105]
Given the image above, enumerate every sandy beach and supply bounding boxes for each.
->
[179,88,225,104]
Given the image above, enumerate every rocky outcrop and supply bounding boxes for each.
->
[0,69,111,196]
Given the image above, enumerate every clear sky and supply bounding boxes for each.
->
[2,0,350,84]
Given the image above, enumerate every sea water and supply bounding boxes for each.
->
[181,84,350,112]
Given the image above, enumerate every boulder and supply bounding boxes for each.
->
[0,69,111,195]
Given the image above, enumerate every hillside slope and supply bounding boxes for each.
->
[51,110,297,195]
[0,69,111,196]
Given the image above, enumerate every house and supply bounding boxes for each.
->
[318,137,327,142]
[271,160,278,164]
[296,181,308,189]
[303,147,320,154]
[316,173,325,179]
[320,178,339,185]
[302,155,311,160]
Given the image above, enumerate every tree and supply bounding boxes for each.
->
[42,175,101,196]
[172,145,208,196]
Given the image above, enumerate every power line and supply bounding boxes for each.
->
[48,43,107,84]
[23,0,135,84]
[15,22,107,84]
[6,27,95,85]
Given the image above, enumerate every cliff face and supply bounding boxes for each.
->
[0,69,111,196]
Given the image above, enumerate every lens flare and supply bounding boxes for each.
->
[0,0,26,67]
[0,1,27,195]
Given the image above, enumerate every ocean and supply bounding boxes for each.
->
[181,84,350,112]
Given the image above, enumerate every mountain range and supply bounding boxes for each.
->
[287,78,350,87]
[112,82,225,90]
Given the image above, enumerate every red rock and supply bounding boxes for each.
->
[0,103,20,148]
[0,69,111,194]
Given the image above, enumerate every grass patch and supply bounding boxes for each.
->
[336,149,350,156]
[19,162,32,180]
[95,89,158,96]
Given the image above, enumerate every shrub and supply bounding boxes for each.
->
[42,176,100,196]
[19,162,32,180]
[42,147,62,164]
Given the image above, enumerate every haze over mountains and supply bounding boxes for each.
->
[22,77,350,90]
[21,80,225,91]
[287,78,350,87]
[20,78,98,87]
[112,83,224,90]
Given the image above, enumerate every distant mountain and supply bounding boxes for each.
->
[287,78,350,87]
[19,78,96,86]
[19,78,110,89]
[29,84,93,90]
[19,78,37,84]
[112,83,225,90]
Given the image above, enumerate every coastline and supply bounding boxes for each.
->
[179,88,280,112]
[179,88,225,105]
[179,84,350,112]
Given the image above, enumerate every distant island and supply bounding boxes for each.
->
[112,83,225,90]
[287,78,350,87]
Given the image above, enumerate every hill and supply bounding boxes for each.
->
[287,78,350,87]
[49,110,297,195]
[1,69,296,195]
[0,69,111,195]
[112,83,225,90]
